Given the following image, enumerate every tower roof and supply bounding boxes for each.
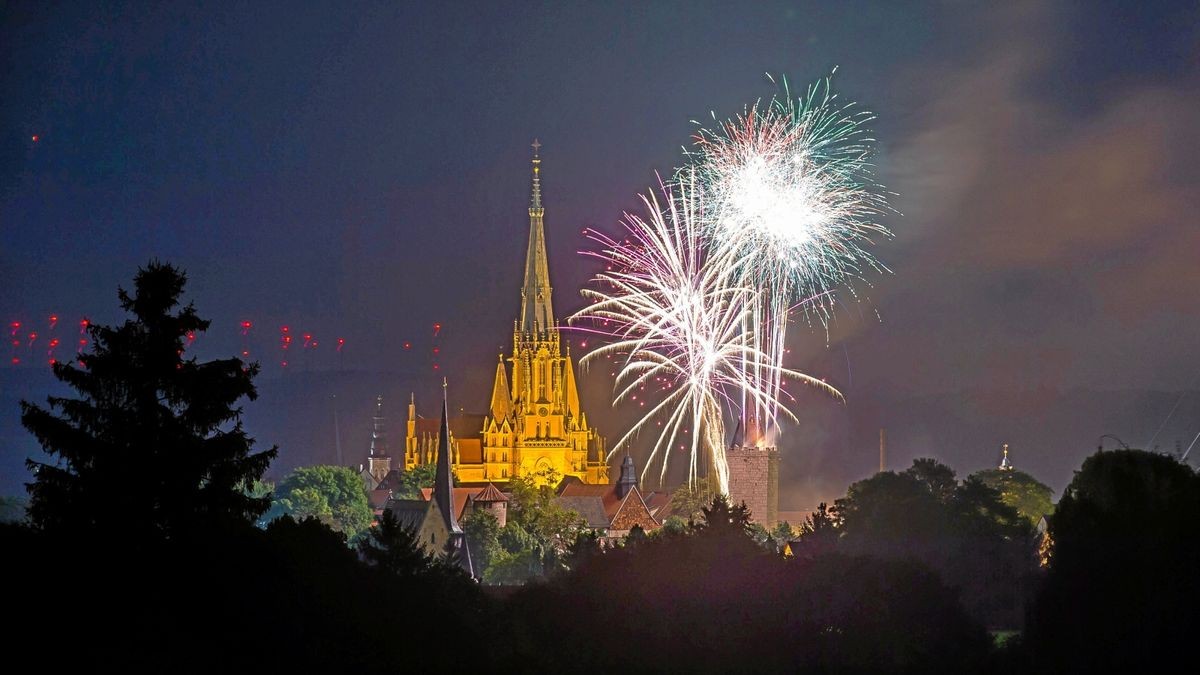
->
[563,347,581,420]
[434,380,461,534]
[489,354,512,421]
[519,140,554,333]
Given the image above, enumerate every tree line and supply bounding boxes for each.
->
[5,263,1199,672]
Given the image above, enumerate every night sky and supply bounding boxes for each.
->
[2,1,1197,503]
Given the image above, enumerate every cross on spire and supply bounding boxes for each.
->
[531,138,541,156]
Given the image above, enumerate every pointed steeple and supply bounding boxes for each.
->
[489,354,512,421]
[519,140,554,333]
[563,350,581,421]
[434,379,461,534]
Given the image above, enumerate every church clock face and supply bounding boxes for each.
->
[538,406,548,417]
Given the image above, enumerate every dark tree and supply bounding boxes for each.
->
[791,501,838,559]
[904,457,958,501]
[833,459,1037,628]
[1025,449,1200,670]
[20,262,276,540]
[698,493,753,539]
[357,509,431,576]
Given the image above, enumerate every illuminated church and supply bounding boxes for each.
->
[399,143,610,486]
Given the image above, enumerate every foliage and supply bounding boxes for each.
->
[462,508,501,573]
[832,459,1037,627]
[357,509,431,576]
[789,502,839,558]
[484,547,543,585]
[392,463,450,499]
[660,514,688,535]
[1024,450,1200,670]
[268,465,373,540]
[497,493,990,672]
[971,468,1054,525]
[20,262,276,540]
[667,475,714,522]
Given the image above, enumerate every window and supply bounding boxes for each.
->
[430,533,435,544]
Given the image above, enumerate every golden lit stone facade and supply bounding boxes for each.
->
[403,143,609,485]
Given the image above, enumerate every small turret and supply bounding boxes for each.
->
[617,455,638,499]
[1000,443,1014,471]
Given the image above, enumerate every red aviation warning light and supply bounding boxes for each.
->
[403,341,411,350]
[10,322,20,337]
[336,338,345,352]
[433,323,442,337]
[48,315,58,330]
[79,318,90,334]
[240,320,252,335]
[28,332,38,347]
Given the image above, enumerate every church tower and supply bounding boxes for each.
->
[403,142,609,486]
[367,395,391,484]
[479,141,609,485]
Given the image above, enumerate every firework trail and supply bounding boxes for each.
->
[682,72,892,437]
[571,179,841,494]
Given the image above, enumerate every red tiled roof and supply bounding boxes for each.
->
[558,483,623,519]
[473,483,508,503]
[418,486,490,521]
[368,488,392,510]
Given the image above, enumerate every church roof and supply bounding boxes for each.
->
[383,499,428,532]
[420,486,490,522]
[375,468,404,492]
[413,413,486,439]
[559,482,624,516]
[558,495,612,529]
[556,485,659,532]
[458,438,482,464]
[368,488,392,511]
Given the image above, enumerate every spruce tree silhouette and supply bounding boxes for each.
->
[357,509,432,576]
[20,262,276,541]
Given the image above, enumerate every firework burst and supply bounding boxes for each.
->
[683,73,892,436]
[571,180,840,494]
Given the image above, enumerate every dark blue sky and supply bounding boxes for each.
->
[3,1,1198,497]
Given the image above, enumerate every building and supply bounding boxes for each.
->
[402,143,609,486]
[383,382,474,576]
[725,417,780,525]
[556,455,660,543]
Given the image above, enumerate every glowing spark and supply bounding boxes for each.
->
[571,180,840,494]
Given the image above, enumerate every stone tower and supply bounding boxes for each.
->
[724,417,779,525]
[367,395,391,484]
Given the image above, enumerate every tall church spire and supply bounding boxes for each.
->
[434,379,461,534]
[519,139,554,333]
